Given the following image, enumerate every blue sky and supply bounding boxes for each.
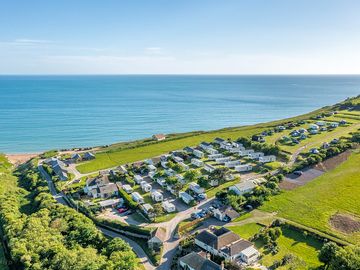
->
[0,0,359,74]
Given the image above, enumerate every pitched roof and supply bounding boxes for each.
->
[220,239,253,256]
[98,183,118,195]
[179,252,221,270]
[153,134,166,139]
[196,227,241,250]
[151,228,166,242]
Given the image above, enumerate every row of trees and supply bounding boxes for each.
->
[0,160,138,270]
[237,137,281,156]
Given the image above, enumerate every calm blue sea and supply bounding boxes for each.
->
[0,75,359,153]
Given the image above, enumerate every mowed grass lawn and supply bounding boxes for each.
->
[261,150,360,243]
[229,223,323,269]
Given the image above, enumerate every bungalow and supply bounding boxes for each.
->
[229,181,256,195]
[209,178,219,187]
[208,153,224,160]
[147,164,157,172]
[330,122,339,128]
[84,175,110,197]
[162,200,176,213]
[99,198,122,209]
[290,130,300,137]
[83,152,95,160]
[199,142,212,150]
[44,158,68,181]
[235,164,253,172]
[215,157,232,164]
[98,183,118,198]
[148,228,166,250]
[316,121,326,126]
[122,184,133,194]
[152,134,166,141]
[134,174,143,184]
[248,152,264,159]
[309,124,319,130]
[131,192,144,204]
[189,182,205,194]
[229,146,245,153]
[193,149,205,158]
[151,190,163,202]
[173,156,184,163]
[204,163,216,173]
[184,146,194,153]
[71,153,82,162]
[205,147,219,155]
[224,160,241,168]
[179,191,194,205]
[277,125,286,131]
[142,203,154,217]
[258,155,276,163]
[191,158,204,167]
[309,148,320,154]
[179,252,222,270]
[238,149,255,156]
[214,137,225,145]
[195,227,260,264]
[157,178,166,187]
[213,206,240,222]
[140,181,152,193]
[339,120,347,125]
[178,162,189,171]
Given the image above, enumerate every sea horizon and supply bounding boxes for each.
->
[1,74,359,153]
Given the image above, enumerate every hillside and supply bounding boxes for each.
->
[261,150,360,243]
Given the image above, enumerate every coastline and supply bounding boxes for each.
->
[5,153,40,165]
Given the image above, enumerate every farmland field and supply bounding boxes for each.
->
[261,150,360,243]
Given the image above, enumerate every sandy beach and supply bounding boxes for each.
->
[6,153,39,165]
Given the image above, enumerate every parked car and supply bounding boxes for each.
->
[293,171,303,176]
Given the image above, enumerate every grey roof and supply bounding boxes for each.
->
[196,227,241,250]
[220,239,253,256]
[98,183,118,195]
[233,181,256,191]
[179,252,221,270]
[86,175,110,187]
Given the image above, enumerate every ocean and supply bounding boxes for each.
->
[0,75,359,153]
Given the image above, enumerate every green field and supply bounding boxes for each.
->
[229,222,323,269]
[261,150,360,243]
[76,107,328,173]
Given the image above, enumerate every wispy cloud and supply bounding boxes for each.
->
[145,47,163,55]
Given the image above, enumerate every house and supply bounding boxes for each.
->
[277,125,286,131]
[195,227,260,263]
[193,149,205,158]
[122,184,133,194]
[224,160,241,168]
[208,154,224,160]
[238,149,254,156]
[151,190,163,202]
[330,122,339,128]
[173,156,184,163]
[339,120,347,125]
[134,174,143,184]
[235,164,253,172]
[309,124,319,130]
[322,142,330,149]
[44,158,68,181]
[258,155,276,163]
[157,178,166,187]
[309,129,318,135]
[162,200,176,213]
[152,134,166,141]
[98,183,118,198]
[214,137,225,145]
[184,146,194,153]
[83,175,110,197]
[290,130,300,137]
[316,121,326,126]
[205,148,219,155]
[213,206,240,222]
[83,152,95,160]
[179,162,189,171]
[147,164,157,172]
[148,228,166,250]
[229,147,245,153]
[189,182,205,194]
[209,178,219,187]
[140,181,152,192]
[179,252,222,270]
[142,203,154,217]
[131,192,144,204]
[71,153,82,162]
[179,191,194,205]
[248,152,264,159]
[199,142,212,150]
[204,163,216,173]
[99,198,122,209]
[191,158,204,167]
[215,157,232,164]
[309,148,320,154]
[229,181,256,195]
